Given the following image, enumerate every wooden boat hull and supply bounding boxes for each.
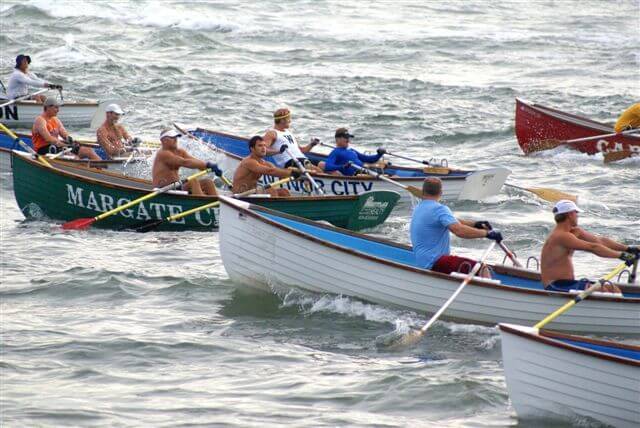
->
[500,323,640,427]
[0,130,145,174]
[194,128,511,204]
[0,99,98,128]
[218,196,640,335]
[515,98,640,156]
[11,151,400,232]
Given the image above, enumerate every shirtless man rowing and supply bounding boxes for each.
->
[152,128,220,196]
[232,136,301,196]
[540,200,638,293]
[96,104,141,159]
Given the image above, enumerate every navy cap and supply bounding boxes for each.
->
[15,54,32,68]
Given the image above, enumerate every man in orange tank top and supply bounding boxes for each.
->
[32,97,100,160]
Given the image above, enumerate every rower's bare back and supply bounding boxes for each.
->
[540,229,575,284]
[152,148,188,187]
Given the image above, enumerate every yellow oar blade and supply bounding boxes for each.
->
[534,262,628,330]
[525,187,577,203]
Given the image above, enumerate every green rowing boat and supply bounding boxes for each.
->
[11,151,400,232]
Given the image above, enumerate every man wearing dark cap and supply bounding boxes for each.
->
[7,54,62,102]
[410,177,502,278]
[322,127,386,176]
[32,97,100,160]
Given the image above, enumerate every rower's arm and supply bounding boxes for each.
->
[57,120,69,140]
[262,130,281,156]
[159,151,207,170]
[245,159,292,178]
[559,233,622,258]
[448,222,487,239]
[120,125,132,142]
[572,227,627,251]
[15,71,48,88]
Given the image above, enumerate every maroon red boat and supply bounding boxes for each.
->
[515,98,640,156]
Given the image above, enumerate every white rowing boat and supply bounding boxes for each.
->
[194,129,511,205]
[500,323,640,427]
[0,97,102,128]
[218,196,640,335]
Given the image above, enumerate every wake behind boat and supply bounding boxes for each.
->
[195,128,511,204]
[500,323,640,428]
[218,196,640,335]
[11,151,400,232]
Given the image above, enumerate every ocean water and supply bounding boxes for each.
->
[1,1,639,426]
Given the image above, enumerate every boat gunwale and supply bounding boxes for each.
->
[220,197,639,303]
[195,127,476,180]
[500,323,640,367]
[12,151,388,203]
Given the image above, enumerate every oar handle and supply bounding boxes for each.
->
[420,241,497,333]
[534,261,628,330]
[283,146,324,195]
[386,151,430,165]
[0,88,49,109]
[94,168,211,221]
[348,162,408,190]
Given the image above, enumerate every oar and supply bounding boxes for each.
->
[281,145,324,195]
[378,241,497,349]
[603,150,635,163]
[61,168,214,230]
[527,129,640,154]
[503,183,576,204]
[348,163,423,198]
[533,261,629,330]
[172,122,233,187]
[0,122,52,167]
[132,176,296,232]
[0,88,49,109]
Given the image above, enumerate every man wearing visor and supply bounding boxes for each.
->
[152,127,221,196]
[263,108,322,172]
[540,200,638,293]
[322,127,386,176]
[96,103,141,159]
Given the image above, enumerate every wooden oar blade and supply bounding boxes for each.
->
[61,217,96,230]
[406,185,423,199]
[527,187,577,203]
[132,219,164,233]
[525,139,563,154]
[376,327,424,350]
[603,150,633,163]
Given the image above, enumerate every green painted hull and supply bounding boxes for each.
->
[11,152,400,232]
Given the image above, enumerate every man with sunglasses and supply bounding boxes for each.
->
[96,104,141,159]
[7,54,62,103]
[540,200,638,293]
[322,127,386,176]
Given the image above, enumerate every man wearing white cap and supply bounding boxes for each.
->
[152,127,221,196]
[540,199,638,293]
[96,104,141,159]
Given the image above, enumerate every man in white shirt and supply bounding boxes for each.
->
[7,54,62,102]
[262,108,322,172]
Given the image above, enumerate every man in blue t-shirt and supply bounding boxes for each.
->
[322,127,386,176]
[410,178,503,277]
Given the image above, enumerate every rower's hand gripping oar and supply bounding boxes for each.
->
[62,167,218,230]
[172,122,233,188]
[280,144,324,195]
[379,241,498,349]
[132,176,296,232]
[534,261,631,330]
[0,122,52,167]
[347,162,423,199]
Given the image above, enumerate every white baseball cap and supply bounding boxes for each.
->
[552,199,582,215]
[105,103,125,115]
[159,128,182,140]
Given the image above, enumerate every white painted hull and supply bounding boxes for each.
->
[0,100,98,128]
[218,197,640,335]
[500,324,640,427]
[219,153,510,204]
